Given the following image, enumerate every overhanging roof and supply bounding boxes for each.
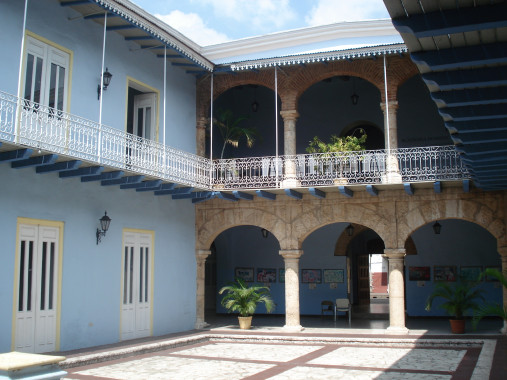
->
[59,0,214,74]
[384,0,507,190]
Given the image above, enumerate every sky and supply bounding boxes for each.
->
[131,0,390,46]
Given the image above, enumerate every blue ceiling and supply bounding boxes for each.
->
[384,0,507,190]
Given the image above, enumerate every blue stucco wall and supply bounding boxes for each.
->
[0,0,197,153]
[0,164,196,352]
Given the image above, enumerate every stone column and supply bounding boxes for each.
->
[280,249,304,331]
[196,116,207,158]
[280,110,299,187]
[195,249,211,329]
[380,101,402,184]
[383,248,408,334]
[499,246,507,334]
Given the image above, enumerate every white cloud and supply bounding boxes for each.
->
[155,10,230,45]
[195,0,296,32]
[305,0,390,26]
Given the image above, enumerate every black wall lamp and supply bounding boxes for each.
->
[351,77,359,105]
[96,211,111,244]
[432,221,442,235]
[261,228,269,238]
[251,85,259,112]
[346,223,354,237]
[97,68,112,100]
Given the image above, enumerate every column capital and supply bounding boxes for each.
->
[380,100,399,112]
[279,249,303,260]
[383,248,406,259]
[279,110,300,121]
[196,249,211,262]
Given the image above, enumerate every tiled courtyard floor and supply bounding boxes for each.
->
[60,320,506,380]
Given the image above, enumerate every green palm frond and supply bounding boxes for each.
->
[473,268,507,329]
[213,108,259,158]
[219,278,275,317]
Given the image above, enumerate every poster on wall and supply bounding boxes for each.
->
[408,266,430,281]
[434,265,457,282]
[460,266,482,282]
[302,269,322,283]
[323,269,344,283]
[235,267,254,282]
[257,268,276,283]
[279,268,285,283]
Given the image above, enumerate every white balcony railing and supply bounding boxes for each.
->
[0,91,211,188]
[0,90,470,192]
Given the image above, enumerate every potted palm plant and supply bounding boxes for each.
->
[473,268,507,334]
[219,278,275,329]
[425,276,484,334]
[306,129,367,183]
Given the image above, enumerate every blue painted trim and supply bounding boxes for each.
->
[218,192,238,201]
[84,12,116,20]
[172,62,200,67]
[106,25,136,31]
[156,53,181,58]
[81,171,124,182]
[422,67,507,91]
[172,191,213,200]
[124,36,154,41]
[36,160,82,174]
[284,189,303,200]
[393,3,507,38]
[403,183,414,195]
[256,190,276,200]
[120,179,162,190]
[411,43,507,71]
[59,166,104,178]
[60,0,90,6]
[233,191,254,200]
[11,154,58,168]
[154,186,193,195]
[308,188,325,199]
[0,148,33,162]
[136,182,174,192]
[433,181,442,193]
[101,175,144,186]
[338,186,353,198]
[462,181,472,192]
[365,185,378,196]
[192,194,215,203]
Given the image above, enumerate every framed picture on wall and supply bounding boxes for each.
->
[460,266,482,282]
[408,266,430,281]
[323,269,344,283]
[257,268,276,283]
[279,268,285,283]
[302,269,322,283]
[235,267,254,282]
[434,265,457,282]
[485,266,501,282]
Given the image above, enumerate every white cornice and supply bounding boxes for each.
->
[201,19,399,61]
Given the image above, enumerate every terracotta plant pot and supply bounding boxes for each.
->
[238,316,252,330]
[449,319,465,334]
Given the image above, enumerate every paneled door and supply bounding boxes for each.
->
[15,224,60,353]
[121,231,152,341]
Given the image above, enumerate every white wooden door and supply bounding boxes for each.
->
[121,232,152,341]
[15,224,59,353]
[133,93,156,140]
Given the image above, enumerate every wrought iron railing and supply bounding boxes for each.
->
[212,147,469,189]
[0,90,470,192]
[0,91,211,188]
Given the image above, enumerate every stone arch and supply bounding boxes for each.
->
[396,196,506,248]
[195,206,289,251]
[334,223,376,256]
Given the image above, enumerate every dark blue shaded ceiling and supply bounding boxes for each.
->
[384,0,507,190]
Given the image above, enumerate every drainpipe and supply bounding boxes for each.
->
[163,45,167,178]
[383,54,390,153]
[210,73,214,187]
[98,11,108,163]
[16,0,29,142]
[275,66,279,186]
